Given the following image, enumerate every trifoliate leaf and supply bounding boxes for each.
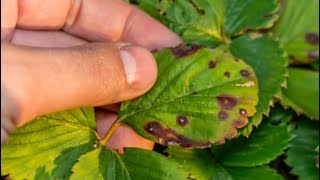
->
[272,0,319,64]
[119,45,258,147]
[167,147,283,180]
[281,68,319,119]
[71,146,187,180]
[230,34,287,136]
[134,0,279,46]
[211,120,291,167]
[286,119,319,180]
[1,107,98,179]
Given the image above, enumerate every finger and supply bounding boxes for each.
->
[2,0,182,50]
[2,42,157,125]
[11,29,88,48]
[95,108,154,153]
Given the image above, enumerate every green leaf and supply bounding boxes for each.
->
[167,147,283,180]
[211,119,291,167]
[71,146,187,180]
[1,107,98,179]
[134,0,279,46]
[119,45,259,147]
[272,0,319,64]
[224,166,283,180]
[268,103,295,125]
[286,119,319,180]
[230,34,287,136]
[281,68,319,119]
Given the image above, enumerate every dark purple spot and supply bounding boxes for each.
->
[216,95,237,109]
[308,51,319,60]
[224,72,230,77]
[305,33,319,45]
[176,115,189,127]
[218,111,228,120]
[208,61,216,68]
[232,120,246,128]
[240,69,250,77]
[239,109,247,116]
[144,121,210,148]
[171,44,203,58]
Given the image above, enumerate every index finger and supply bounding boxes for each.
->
[1,0,181,50]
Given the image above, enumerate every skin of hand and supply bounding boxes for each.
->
[1,0,182,153]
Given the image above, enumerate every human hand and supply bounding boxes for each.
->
[1,0,181,152]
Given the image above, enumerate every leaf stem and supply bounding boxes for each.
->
[100,122,121,145]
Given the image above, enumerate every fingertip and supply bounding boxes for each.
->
[120,45,158,94]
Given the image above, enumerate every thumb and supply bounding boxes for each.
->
[1,42,157,125]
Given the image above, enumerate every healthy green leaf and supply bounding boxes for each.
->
[167,147,283,180]
[211,119,291,167]
[134,0,279,46]
[286,119,319,180]
[1,107,98,179]
[230,34,287,136]
[224,166,283,180]
[268,103,295,125]
[272,0,319,64]
[281,68,319,119]
[119,45,259,147]
[71,146,187,180]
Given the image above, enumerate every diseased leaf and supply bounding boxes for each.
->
[272,0,319,64]
[286,119,319,180]
[1,108,98,179]
[230,34,287,136]
[134,0,279,46]
[167,147,283,180]
[281,68,319,119]
[211,119,291,167]
[71,146,187,180]
[119,45,258,147]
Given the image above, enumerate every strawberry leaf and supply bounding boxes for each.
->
[119,45,258,147]
[1,108,98,179]
[286,119,319,180]
[134,0,279,46]
[71,146,187,180]
[272,0,319,64]
[230,34,287,136]
[281,68,319,119]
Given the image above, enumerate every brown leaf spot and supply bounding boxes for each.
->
[213,139,225,145]
[144,121,211,148]
[240,70,250,77]
[234,58,240,62]
[216,95,237,109]
[239,109,247,116]
[176,115,189,127]
[171,44,203,58]
[308,51,319,60]
[208,61,216,68]
[224,72,230,77]
[225,129,237,139]
[305,33,319,45]
[232,120,247,128]
[218,111,229,120]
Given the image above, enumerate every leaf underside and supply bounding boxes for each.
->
[230,34,287,136]
[119,45,258,147]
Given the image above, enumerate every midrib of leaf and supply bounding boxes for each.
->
[113,149,131,179]
[119,77,243,121]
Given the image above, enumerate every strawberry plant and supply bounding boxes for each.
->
[1,0,319,179]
